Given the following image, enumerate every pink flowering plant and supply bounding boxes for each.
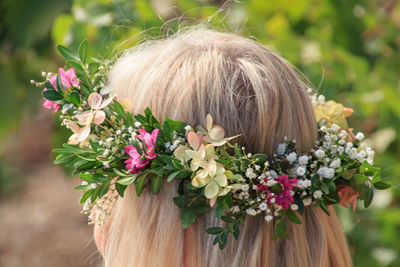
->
[34,41,390,250]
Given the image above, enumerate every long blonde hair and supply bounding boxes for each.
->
[102,28,352,267]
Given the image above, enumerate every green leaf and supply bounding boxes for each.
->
[206,227,224,234]
[42,89,62,101]
[66,60,85,74]
[56,74,63,92]
[115,183,127,197]
[354,174,368,184]
[273,217,289,240]
[164,118,187,135]
[98,181,111,198]
[286,209,302,224]
[74,185,91,190]
[374,181,391,190]
[360,160,380,175]
[57,45,78,61]
[113,100,126,119]
[79,190,93,204]
[167,170,181,182]
[78,39,88,64]
[151,175,163,194]
[135,174,147,196]
[69,91,81,106]
[44,80,56,90]
[339,168,357,180]
[364,188,374,208]
[319,200,330,215]
[117,176,136,185]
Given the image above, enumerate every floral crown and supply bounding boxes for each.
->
[34,41,390,249]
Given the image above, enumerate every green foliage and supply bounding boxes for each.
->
[1,0,400,264]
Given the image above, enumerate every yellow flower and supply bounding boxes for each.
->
[191,159,230,199]
[314,100,354,129]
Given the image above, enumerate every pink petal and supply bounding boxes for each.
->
[99,96,114,109]
[76,111,93,126]
[88,93,103,109]
[188,131,200,150]
[77,125,91,142]
[93,110,106,125]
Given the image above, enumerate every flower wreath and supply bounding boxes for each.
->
[33,41,390,249]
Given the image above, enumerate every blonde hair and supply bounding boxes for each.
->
[102,28,352,267]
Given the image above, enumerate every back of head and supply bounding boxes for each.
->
[103,28,352,267]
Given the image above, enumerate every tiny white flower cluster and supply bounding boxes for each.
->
[165,137,185,151]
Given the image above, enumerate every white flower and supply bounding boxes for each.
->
[241,184,250,191]
[317,95,325,105]
[255,165,261,171]
[264,215,273,222]
[303,197,312,206]
[90,183,97,189]
[184,125,193,132]
[259,202,268,211]
[270,197,276,204]
[317,167,335,179]
[269,170,278,178]
[320,125,327,132]
[266,178,277,187]
[338,130,348,139]
[331,124,340,133]
[286,152,297,162]
[298,155,309,165]
[277,143,286,155]
[246,208,257,216]
[245,168,257,179]
[290,204,298,211]
[296,166,306,176]
[337,147,344,154]
[127,126,133,133]
[355,132,365,141]
[232,206,240,213]
[81,181,89,186]
[103,161,110,168]
[338,139,346,145]
[346,142,353,149]
[314,149,325,158]
[313,190,323,199]
[103,148,110,157]
[330,158,341,169]
[134,121,141,128]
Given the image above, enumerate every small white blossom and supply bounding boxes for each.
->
[134,121,141,128]
[320,125,327,132]
[330,158,341,169]
[90,183,97,189]
[296,166,306,176]
[298,155,309,165]
[314,149,325,158]
[355,132,365,141]
[247,153,252,158]
[290,204,298,211]
[255,165,261,171]
[245,168,257,179]
[241,184,249,191]
[313,190,323,199]
[232,206,240,213]
[103,162,110,168]
[266,179,277,187]
[269,170,278,178]
[303,197,312,206]
[246,208,257,216]
[277,143,286,156]
[103,148,110,157]
[264,215,273,222]
[331,124,340,133]
[270,198,276,204]
[286,152,297,162]
[81,181,89,186]
[184,125,193,132]
[259,202,268,211]
[317,95,326,105]
[317,166,335,179]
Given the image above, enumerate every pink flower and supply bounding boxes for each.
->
[124,145,150,174]
[42,68,79,113]
[137,127,159,159]
[43,99,60,113]
[337,185,358,212]
[49,68,79,89]
[257,174,299,210]
[124,128,159,174]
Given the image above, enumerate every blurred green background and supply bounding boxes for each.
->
[1,0,399,266]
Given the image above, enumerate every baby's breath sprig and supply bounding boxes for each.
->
[35,41,390,250]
